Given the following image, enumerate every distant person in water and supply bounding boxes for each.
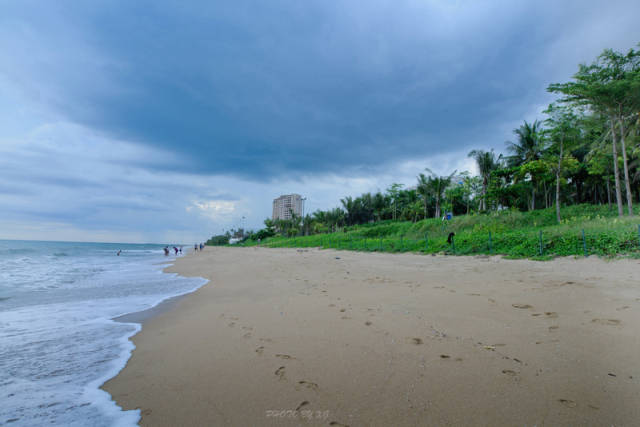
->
[179,247,182,254]
[173,246,178,255]
[117,250,121,256]
[163,246,169,256]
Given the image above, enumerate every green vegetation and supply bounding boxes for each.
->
[209,44,640,259]
[242,205,640,259]
[206,234,230,246]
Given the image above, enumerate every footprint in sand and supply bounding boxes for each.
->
[592,318,621,325]
[558,399,577,408]
[298,380,319,391]
[535,339,560,344]
[275,366,286,380]
[243,332,253,339]
[365,321,372,326]
[502,369,517,376]
[512,304,533,309]
[409,338,423,345]
[440,354,450,359]
[339,308,346,312]
[295,401,310,411]
[548,325,559,331]
[488,298,496,303]
[545,312,558,318]
[255,346,264,355]
[341,316,352,320]
[329,422,349,427]
[275,354,295,360]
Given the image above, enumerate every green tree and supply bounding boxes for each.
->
[506,120,546,210]
[544,103,581,222]
[418,169,456,218]
[386,183,404,220]
[416,173,431,219]
[467,149,500,211]
[549,45,640,216]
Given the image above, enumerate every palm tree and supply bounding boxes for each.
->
[467,149,500,211]
[372,192,387,221]
[325,208,345,231]
[506,120,545,166]
[507,120,546,210]
[340,196,356,226]
[416,173,431,219]
[418,169,457,219]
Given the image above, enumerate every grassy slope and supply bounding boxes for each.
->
[242,204,640,259]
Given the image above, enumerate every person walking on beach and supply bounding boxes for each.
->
[194,244,198,251]
[199,243,204,251]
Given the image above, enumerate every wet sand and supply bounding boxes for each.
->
[103,247,640,426]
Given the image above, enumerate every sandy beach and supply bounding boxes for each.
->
[103,247,640,426]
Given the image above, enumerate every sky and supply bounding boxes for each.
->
[1,0,639,243]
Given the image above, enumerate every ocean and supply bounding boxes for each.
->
[0,240,207,426]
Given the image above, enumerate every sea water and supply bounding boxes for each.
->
[0,240,207,426]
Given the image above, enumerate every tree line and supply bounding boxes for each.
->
[229,44,640,242]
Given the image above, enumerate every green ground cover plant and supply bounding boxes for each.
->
[240,204,640,259]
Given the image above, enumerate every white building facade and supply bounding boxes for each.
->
[272,194,303,220]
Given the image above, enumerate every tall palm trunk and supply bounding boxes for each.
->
[530,182,536,211]
[555,138,563,223]
[482,177,488,211]
[618,111,633,216]
[611,118,624,217]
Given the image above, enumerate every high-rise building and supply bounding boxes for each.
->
[272,194,303,220]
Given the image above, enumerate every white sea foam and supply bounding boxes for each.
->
[0,240,207,426]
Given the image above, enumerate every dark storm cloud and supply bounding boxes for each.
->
[2,0,639,182]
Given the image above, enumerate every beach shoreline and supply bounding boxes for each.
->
[103,247,640,426]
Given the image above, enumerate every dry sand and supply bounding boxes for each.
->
[103,247,640,426]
